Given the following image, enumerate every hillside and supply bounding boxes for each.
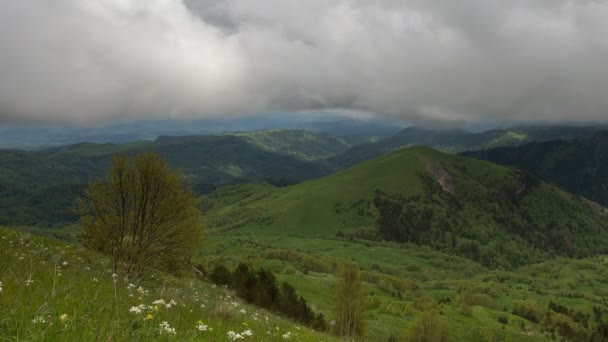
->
[224,129,351,161]
[204,146,608,268]
[0,227,336,341]
[0,131,343,227]
[463,130,608,208]
[330,125,603,168]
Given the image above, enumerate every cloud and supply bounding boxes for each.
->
[1,0,608,124]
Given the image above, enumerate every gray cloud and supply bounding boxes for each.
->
[1,0,608,124]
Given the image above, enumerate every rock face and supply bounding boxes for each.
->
[423,161,455,194]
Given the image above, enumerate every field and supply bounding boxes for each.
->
[0,227,337,341]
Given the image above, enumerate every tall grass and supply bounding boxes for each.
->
[0,227,337,341]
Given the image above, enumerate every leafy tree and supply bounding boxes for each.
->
[78,152,203,279]
[333,263,367,338]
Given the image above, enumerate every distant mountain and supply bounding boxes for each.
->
[0,115,402,149]
[203,146,608,268]
[463,130,608,207]
[0,129,351,226]
[329,125,603,168]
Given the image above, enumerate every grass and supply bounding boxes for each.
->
[0,227,338,341]
[197,232,608,341]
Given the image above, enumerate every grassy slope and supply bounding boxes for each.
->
[205,146,435,237]
[203,146,608,255]
[0,227,337,341]
[226,129,351,161]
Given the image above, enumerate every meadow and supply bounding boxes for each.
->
[0,227,337,341]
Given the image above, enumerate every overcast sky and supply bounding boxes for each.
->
[1,0,607,125]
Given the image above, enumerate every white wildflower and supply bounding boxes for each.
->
[62,261,68,266]
[165,299,177,308]
[152,299,166,305]
[227,331,244,340]
[129,306,142,314]
[159,321,176,335]
[25,278,34,286]
[196,321,208,332]
[242,329,253,337]
[32,316,46,324]
[282,332,292,339]
[239,309,247,314]
[92,277,98,282]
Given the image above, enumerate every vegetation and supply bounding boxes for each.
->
[207,263,327,330]
[464,130,608,207]
[330,125,602,168]
[79,152,203,279]
[333,264,367,338]
[203,146,608,267]
[0,227,337,341]
[0,131,342,227]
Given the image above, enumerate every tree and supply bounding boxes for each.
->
[334,263,367,338]
[78,152,203,279]
[406,311,452,342]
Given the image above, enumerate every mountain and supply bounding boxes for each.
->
[329,125,603,168]
[463,130,608,207]
[203,146,608,268]
[0,115,402,150]
[222,129,351,161]
[0,130,350,227]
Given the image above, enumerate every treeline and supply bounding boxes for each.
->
[512,299,608,340]
[368,167,608,268]
[206,263,327,331]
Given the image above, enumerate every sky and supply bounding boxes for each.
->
[1,0,607,126]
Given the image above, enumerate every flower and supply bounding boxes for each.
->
[62,261,68,266]
[129,306,142,314]
[227,331,244,340]
[144,314,154,321]
[32,316,46,324]
[0,281,3,293]
[242,329,253,337]
[282,332,292,339]
[239,309,247,314]
[196,321,208,332]
[25,278,34,286]
[92,277,98,282]
[59,314,69,324]
[152,299,166,305]
[159,321,176,335]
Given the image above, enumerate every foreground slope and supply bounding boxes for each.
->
[204,146,608,268]
[0,227,336,341]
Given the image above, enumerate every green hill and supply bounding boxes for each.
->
[330,125,602,168]
[204,146,608,268]
[463,130,608,207]
[224,129,351,161]
[0,131,344,227]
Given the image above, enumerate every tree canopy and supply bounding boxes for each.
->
[78,152,203,279]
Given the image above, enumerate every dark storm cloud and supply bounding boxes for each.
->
[1,0,608,124]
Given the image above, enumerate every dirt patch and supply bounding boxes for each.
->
[423,161,455,194]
